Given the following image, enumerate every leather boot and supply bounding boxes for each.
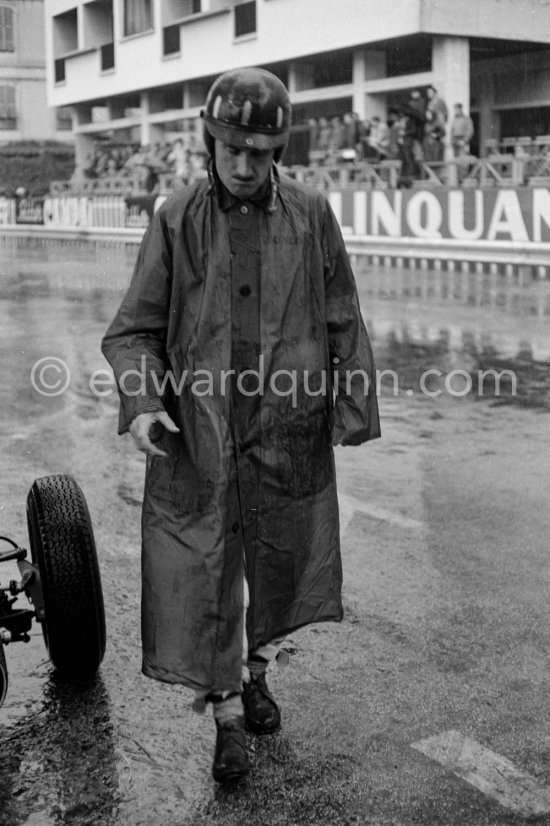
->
[242,670,281,734]
[212,717,249,783]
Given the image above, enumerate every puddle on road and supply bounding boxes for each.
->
[0,675,121,826]
[0,239,549,415]
[354,261,550,409]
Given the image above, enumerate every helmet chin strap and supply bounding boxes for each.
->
[268,163,278,214]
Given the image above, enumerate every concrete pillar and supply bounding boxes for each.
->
[432,36,470,115]
[77,3,85,50]
[362,49,386,120]
[140,90,152,146]
[294,61,313,93]
[287,62,297,95]
[432,36,470,158]
[475,70,497,157]
[352,50,366,118]
[139,90,165,146]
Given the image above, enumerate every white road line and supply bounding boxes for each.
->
[411,730,550,818]
[338,493,424,534]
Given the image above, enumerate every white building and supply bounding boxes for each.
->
[43,0,550,168]
[0,0,72,142]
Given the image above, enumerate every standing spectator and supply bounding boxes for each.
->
[408,89,427,126]
[358,116,372,161]
[424,85,448,163]
[307,117,319,157]
[328,115,347,159]
[343,112,363,156]
[317,118,332,164]
[167,138,190,189]
[367,116,390,161]
[386,109,401,160]
[316,116,333,159]
[450,103,474,157]
[425,86,448,130]
[398,92,427,186]
[450,102,474,182]
[101,66,380,785]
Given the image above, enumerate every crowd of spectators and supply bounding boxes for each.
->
[305,86,475,187]
[73,88,476,194]
[79,139,208,193]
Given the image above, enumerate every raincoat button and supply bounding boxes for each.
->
[232,521,240,533]
[239,285,251,297]
[240,205,249,215]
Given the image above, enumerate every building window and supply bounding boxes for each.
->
[235,1,255,37]
[0,5,14,52]
[55,58,66,83]
[163,24,180,55]
[179,0,201,14]
[101,41,115,70]
[124,0,153,36]
[0,84,16,129]
[53,8,78,56]
[56,106,73,131]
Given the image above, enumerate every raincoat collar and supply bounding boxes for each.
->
[208,160,280,213]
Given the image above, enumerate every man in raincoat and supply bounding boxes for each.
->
[102,67,380,783]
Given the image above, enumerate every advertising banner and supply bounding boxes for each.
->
[331,187,550,243]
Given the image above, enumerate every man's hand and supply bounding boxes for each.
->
[129,411,180,457]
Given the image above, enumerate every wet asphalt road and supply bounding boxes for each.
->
[0,238,550,826]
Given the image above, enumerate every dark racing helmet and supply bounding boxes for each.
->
[201,67,291,160]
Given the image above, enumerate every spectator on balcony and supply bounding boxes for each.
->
[187,150,208,184]
[343,112,362,155]
[317,117,332,152]
[307,117,319,154]
[167,138,190,189]
[328,115,347,159]
[450,103,474,158]
[425,86,448,132]
[424,85,448,163]
[123,145,146,177]
[407,89,427,126]
[367,116,390,161]
[386,109,401,160]
[105,157,119,178]
[398,93,427,186]
[450,103,474,182]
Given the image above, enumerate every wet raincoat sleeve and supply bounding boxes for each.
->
[322,204,381,446]
[101,211,173,434]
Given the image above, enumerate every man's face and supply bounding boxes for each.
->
[215,139,275,199]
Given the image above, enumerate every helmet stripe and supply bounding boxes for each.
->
[241,99,252,126]
[212,95,222,120]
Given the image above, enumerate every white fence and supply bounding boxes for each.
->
[0,195,163,230]
[0,198,16,225]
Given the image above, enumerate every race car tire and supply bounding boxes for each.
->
[0,642,7,707]
[26,474,106,682]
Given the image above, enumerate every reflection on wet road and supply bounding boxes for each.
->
[1,677,118,825]
[0,237,549,826]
